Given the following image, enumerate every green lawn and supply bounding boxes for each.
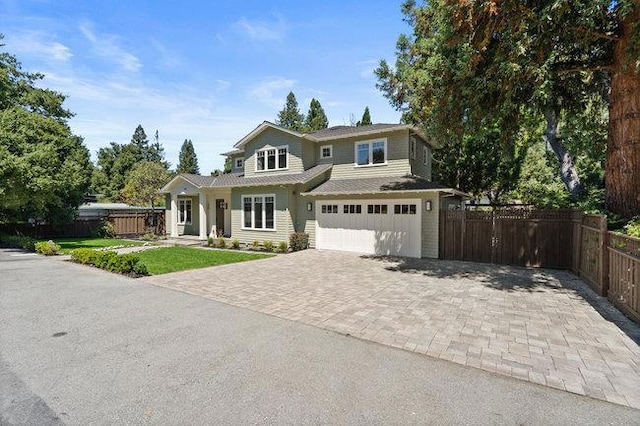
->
[52,237,146,254]
[135,246,273,275]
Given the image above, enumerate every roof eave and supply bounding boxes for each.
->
[233,121,305,149]
[300,188,465,197]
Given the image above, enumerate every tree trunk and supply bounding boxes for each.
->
[605,5,640,220]
[544,108,585,200]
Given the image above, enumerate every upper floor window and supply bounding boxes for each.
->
[423,146,429,166]
[235,158,243,169]
[410,138,416,159]
[355,139,386,166]
[320,145,333,159]
[256,146,288,171]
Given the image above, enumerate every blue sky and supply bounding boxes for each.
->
[2,0,409,173]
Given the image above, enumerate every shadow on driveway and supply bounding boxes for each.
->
[364,255,640,345]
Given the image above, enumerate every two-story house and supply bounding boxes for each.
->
[161,121,466,258]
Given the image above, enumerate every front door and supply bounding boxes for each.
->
[215,199,225,237]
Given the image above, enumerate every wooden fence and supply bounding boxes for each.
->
[439,209,640,323]
[0,211,165,239]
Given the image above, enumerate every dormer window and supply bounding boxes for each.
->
[256,146,288,171]
[355,139,387,166]
[235,158,243,169]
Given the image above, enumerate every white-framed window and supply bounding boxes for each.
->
[320,145,333,159]
[355,139,387,166]
[423,146,429,166]
[242,194,275,230]
[394,204,417,215]
[367,204,388,214]
[255,146,288,171]
[178,199,192,224]
[343,204,362,214]
[235,158,243,169]
[321,204,338,214]
[410,137,416,159]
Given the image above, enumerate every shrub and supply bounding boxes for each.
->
[140,232,158,241]
[0,235,36,251]
[217,237,227,249]
[70,248,147,276]
[231,239,240,249]
[623,216,640,238]
[277,241,288,253]
[263,240,273,252]
[35,240,61,256]
[207,236,214,247]
[252,240,261,250]
[289,232,309,252]
[97,219,116,238]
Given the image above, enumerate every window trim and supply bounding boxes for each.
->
[255,145,289,172]
[235,158,244,169]
[410,137,416,159]
[320,145,333,159]
[423,145,429,166]
[177,198,192,224]
[241,194,276,231]
[354,138,388,167]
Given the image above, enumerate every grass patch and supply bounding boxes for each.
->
[52,237,145,254]
[136,246,273,275]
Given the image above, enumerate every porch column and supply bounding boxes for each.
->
[198,192,207,240]
[170,194,179,237]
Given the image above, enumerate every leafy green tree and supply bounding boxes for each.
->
[303,98,329,132]
[376,0,640,219]
[177,139,200,174]
[0,38,92,223]
[120,161,170,208]
[276,91,304,131]
[356,106,372,126]
[93,125,169,201]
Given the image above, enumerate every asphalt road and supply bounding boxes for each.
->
[1,248,638,425]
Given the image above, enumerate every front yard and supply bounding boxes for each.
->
[135,246,273,275]
[53,237,146,254]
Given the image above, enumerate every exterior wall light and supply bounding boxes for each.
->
[307,202,313,211]
[425,200,432,211]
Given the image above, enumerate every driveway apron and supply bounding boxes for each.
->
[141,249,640,409]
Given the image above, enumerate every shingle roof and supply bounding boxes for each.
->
[304,175,459,195]
[180,173,216,188]
[213,163,332,188]
[308,124,405,140]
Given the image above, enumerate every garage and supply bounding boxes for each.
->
[315,198,422,258]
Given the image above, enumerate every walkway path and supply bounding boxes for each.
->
[142,249,640,409]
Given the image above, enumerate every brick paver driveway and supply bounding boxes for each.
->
[141,249,640,409]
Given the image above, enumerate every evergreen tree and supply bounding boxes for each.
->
[356,107,372,126]
[303,98,329,131]
[276,91,304,131]
[177,139,200,174]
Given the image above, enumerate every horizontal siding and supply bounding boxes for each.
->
[230,186,294,245]
[422,195,440,258]
[322,130,412,179]
[410,137,432,180]
[243,128,304,178]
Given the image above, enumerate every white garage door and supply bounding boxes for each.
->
[316,199,421,258]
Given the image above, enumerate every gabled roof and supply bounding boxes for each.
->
[301,175,468,197]
[160,173,216,192]
[213,163,332,188]
[233,121,304,149]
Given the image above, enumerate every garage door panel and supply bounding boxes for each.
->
[316,199,421,258]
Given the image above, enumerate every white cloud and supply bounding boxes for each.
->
[79,22,141,72]
[357,59,379,79]
[6,31,72,62]
[149,38,183,69]
[215,79,231,92]
[233,14,286,41]
[247,77,295,109]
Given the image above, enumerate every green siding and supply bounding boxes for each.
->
[409,136,433,180]
[243,128,305,177]
[421,195,440,258]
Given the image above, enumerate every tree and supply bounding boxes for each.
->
[120,161,170,208]
[177,139,200,174]
[93,124,169,201]
[356,106,372,126]
[303,98,329,131]
[0,37,92,223]
[276,91,304,131]
[376,0,640,219]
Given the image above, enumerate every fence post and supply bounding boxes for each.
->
[600,216,609,296]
